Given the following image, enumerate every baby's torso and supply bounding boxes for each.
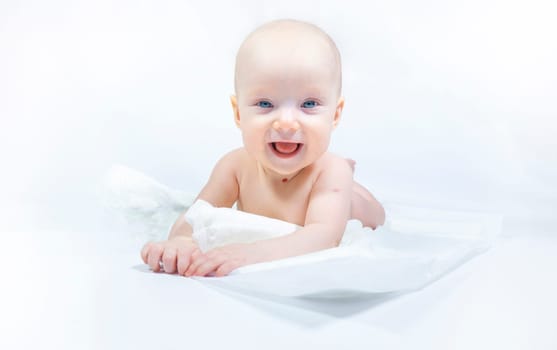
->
[235,150,326,226]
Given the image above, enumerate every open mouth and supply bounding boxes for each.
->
[270,142,303,158]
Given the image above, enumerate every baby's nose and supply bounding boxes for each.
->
[272,115,300,133]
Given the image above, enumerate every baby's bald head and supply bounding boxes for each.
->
[234,20,342,98]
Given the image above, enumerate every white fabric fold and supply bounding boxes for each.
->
[101,165,502,298]
[185,199,370,252]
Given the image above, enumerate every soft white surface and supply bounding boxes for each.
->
[101,165,501,297]
[2,229,556,350]
[185,199,500,296]
[186,199,300,251]
[100,164,194,240]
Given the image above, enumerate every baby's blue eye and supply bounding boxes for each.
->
[257,101,273,108]
[302,100,318,108]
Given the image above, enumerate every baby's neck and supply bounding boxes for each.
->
[258,165,305,185]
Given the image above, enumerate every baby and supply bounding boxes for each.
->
[141,19,385,277]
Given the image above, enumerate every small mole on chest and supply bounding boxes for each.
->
[282,178,288,183]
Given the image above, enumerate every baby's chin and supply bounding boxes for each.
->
[244,145,317,177]
[255,157,308,179]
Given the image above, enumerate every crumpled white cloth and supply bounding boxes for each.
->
[99,165,194,240]
[101,164,502,298]
[185,199,369,252]
[184,198,501,297]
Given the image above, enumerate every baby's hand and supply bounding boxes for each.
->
[185,243,260,277]
[141,237,200,275]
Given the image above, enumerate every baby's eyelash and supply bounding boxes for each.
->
[256,100,273,108]
[301,100,319,108]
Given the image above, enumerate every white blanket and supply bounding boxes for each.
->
[185,199,370,252]
[101,165,502,298]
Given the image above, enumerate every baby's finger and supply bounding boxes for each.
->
[215,260,239,277]
[185,251,206,277]
[161,247,177,274]
[147,243,164,272]
[193,256,224,277]
[176,247,194,276]
[140,242,153,264]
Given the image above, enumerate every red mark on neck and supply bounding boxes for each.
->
[282,178,288,183]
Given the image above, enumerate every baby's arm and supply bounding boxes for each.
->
[186,157,353,277]
[351,181,385,229]
[258,158,353,257]
[141,151,240,274]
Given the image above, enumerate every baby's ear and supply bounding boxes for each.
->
[230,95,241,127]
[333,96,345,128]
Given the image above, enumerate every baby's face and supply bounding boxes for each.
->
[232,28,343,177]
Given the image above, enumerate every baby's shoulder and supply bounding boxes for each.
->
[220,147,250,162]
[216,147,252,171]
[316,152,351,169]
[313,152,353,179]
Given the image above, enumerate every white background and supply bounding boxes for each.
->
[1,0,556,235]
[1,2,557,349]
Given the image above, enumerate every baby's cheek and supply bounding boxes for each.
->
[244,127,267,146]
[241,131,257,148]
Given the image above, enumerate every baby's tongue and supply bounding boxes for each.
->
[275,142,298,154]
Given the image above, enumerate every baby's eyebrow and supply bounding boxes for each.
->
[243,87,271,97]
[297,86,330,97]
[242,86,331,100]
[245,94,272,102]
